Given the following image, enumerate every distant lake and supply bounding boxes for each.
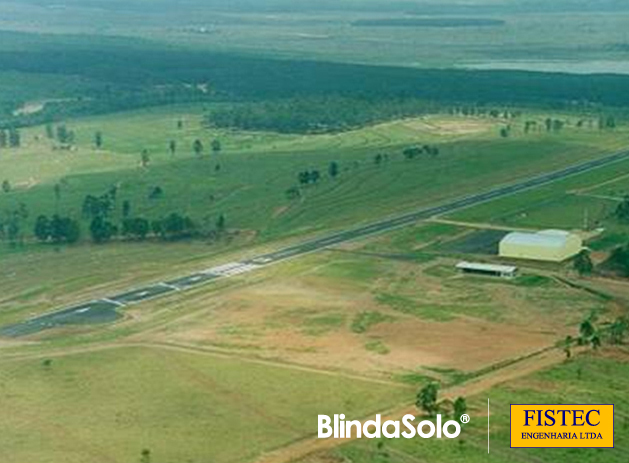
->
[462,60,629,75]
[352,18,505,28]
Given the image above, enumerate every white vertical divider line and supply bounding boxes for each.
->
[488,398,490,454]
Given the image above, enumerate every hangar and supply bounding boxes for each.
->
[456,261,518,279]
[499,230,582,262]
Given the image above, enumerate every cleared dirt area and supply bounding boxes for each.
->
[399,117,495,136]
[137,252,602,380]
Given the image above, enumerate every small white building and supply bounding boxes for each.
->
[456,261,518,279]
[499,230,582,262]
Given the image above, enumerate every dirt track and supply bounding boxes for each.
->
[253,347,573,463]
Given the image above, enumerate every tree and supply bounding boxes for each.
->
[122,217,150,240]
[1,180,10,193]
[574,250,594,276]
[211,139,222,156]
[605,245,629,277]
[310,170,321,184]
[328,161,339,179]
[89,216,117,244]
[149,186,163,200]
[610,317,628,345]
[298,171,309,185]
[45,124,54,139]
[56,125,74,145]
[140,448,151,463]
[453,397,467,422]
[285,186,301,200]
[614,196,629,222]
[579,313,601,350]
[141,150,150,168]
[169,140,177,156]
[51,215,80,244]
[216,214,226,233]
[563,335,573,359]
[193,139,204,157]
[152,213,196,241]
[8,128,20,148]
[579,316,596,341]
[82,193,113,218]
[39,215,81,244]
[94,131,103,149]
[416,382,440,417]
[34,215,51,242]
[0,129,6,148]
[61,217,80,244]
[403,146,422,159]
[122,200,131,218]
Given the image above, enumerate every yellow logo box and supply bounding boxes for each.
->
[511,404,614,448]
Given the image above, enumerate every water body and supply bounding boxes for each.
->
[353,18,505,28]
[462,60,629,76]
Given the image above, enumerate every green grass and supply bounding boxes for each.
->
[364,339,390,355]
[0,106,627,323]
[0,345,411,463]
[360,223,463,255]
[302,312,346,336]
[375,293,457,322]
[319,351,629,463]
[351,311,395,334]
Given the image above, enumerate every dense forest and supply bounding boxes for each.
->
[206,98,446,133]
[3,30,629,128]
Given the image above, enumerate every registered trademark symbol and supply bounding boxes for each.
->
[460,414,470,424]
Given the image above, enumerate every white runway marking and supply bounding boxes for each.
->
[204,262,261,277]
[102,298,127,307]
[159,282,181,291]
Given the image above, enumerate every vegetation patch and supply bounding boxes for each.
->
[316,352,629,463]
[364,339,390,355]
[302,312,346,336]
[350,310,395,334]
[375,293,456,322]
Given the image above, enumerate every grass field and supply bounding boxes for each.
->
[0,345,411,463]
[90,225,610,382]
[0,106,627,323]
[302,349,629,463]
[447,152,629,251]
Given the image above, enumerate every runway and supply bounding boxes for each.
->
[3,148,628,337]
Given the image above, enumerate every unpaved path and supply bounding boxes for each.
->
[253,347,572,463]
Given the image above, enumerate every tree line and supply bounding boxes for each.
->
[287,144,438,199]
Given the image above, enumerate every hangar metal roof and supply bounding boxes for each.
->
[501,230,575,248]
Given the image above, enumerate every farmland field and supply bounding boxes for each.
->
[0,345,410,463]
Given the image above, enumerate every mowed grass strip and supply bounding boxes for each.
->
[0,346,411,463]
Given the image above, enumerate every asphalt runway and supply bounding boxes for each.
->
[3,148,629,337]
